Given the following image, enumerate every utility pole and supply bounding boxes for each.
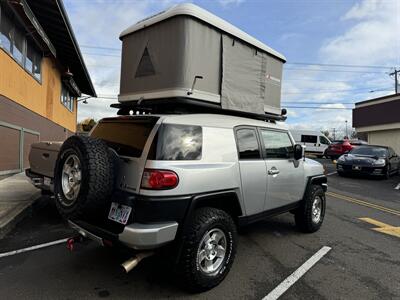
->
[332,128,336,140]
[389,69,399,94]
[345,120,348,139]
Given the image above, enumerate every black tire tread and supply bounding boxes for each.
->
[54,135,115,220]
[178,207,237,292]
[295,185,325,233]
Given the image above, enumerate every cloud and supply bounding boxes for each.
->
[320,0,399,65]
[218,0,245,7]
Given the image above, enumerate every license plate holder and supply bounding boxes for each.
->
[108,202,132,225]
[44,177,51,186]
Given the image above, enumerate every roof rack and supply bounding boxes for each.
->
[110,98,287,122]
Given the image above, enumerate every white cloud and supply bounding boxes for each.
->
[218,0,245,7]
[320,0,399,65]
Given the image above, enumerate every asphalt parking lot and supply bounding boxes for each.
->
[0,159,399,299]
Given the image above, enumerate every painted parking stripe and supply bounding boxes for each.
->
[327,192,400,217]
[263,246,331,300]
[395,183,400,190]
[326,171,337,176]
[0,238,69,258]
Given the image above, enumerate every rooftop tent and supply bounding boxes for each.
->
[118,3,286,116]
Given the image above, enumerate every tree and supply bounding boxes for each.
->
[322,130,330,138]
[77,118,97,132]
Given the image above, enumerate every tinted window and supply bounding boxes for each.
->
[151,124,202,160]
[91,117,158,157]
[320,136,330,145]
[261,130,294,159]
[236,128,261,159]
[301,135,317,143]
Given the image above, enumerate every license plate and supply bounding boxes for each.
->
[108,202,132,225]
[352,165,361,170]
[44,177,51,186]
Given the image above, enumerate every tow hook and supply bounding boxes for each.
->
[121,252,154,273]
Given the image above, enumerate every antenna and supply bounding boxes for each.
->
[187,76,203,95]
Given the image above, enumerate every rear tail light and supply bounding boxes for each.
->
[141,169,179,190]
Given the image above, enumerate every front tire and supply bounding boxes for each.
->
[177,207,237,292]
[295,185,326,233]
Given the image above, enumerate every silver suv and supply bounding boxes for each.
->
[28,113,327,292]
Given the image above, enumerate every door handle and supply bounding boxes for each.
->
[268,168,280,175]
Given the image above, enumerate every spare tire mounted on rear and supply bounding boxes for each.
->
[54,135,115,219]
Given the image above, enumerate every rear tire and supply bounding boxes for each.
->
[177,207,237,292]
[54,135,115,220]
[295,185,325,233]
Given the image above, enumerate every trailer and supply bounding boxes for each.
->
[116,3,286,119]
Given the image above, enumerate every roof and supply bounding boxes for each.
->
[355,93,399,107]
[120,3,286,62]
[25,0,96,96]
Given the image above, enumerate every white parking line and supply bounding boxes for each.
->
[0,238,69,258]
[262,246,332,300]
[326,171,337,176]
[395,183,400,190]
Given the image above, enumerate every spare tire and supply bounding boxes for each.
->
[54,135,115,220]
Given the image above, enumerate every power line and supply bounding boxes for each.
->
[284,68,385,74]
[81,45,120,51]
[286,62,392,70]
[284,106,352,110]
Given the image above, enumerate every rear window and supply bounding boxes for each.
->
[90,117,158,157]
[149,124,202,160]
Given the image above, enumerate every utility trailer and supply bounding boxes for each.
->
[117,3,286,119]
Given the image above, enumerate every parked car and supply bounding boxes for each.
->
[336,145,400,178]
[325,140,354,159]
[290,130,331,158]
[26,113,327,292]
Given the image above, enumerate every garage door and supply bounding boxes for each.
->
[0,125,20,172]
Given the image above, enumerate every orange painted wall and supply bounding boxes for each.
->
[0,49,77,132]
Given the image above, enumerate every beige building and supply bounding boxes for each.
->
[353,94,400,154]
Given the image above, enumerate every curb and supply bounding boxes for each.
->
[0,191,41,239]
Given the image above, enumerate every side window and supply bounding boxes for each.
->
[320,136,330,145]
[301,135,317,144]
[236,128,261,160]
[261,130,294,159]
[61,84,74,112]
[151,124,202,160]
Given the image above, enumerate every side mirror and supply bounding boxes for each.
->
[294,144,303,160]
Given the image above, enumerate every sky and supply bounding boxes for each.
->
[63,0,400,138]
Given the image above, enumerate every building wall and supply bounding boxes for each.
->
[368,129,400,155]
[0,50,77,132]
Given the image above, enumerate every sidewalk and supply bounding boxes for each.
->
[0,173,41,238]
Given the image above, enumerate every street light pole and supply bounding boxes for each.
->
[345,120,348,139]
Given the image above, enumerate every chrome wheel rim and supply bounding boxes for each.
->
[61,154,82,206]
[311,196,322,223]
[197,228,227,275]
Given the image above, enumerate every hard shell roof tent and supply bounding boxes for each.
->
[115,3,287,121]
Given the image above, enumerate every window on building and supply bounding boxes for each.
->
[261,130,294,159]
[0,3,42,81]
[61,84,75,112]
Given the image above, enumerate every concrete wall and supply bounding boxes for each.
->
[0,50,77,132]
[368,129,400,155]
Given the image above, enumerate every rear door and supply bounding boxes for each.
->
[235,127,267,215]
[260,129,305,210]
[90,116,159,193]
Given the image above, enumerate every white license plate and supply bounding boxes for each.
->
[44,177,51,186]
[352,165,361,170]
[108,202,132,225]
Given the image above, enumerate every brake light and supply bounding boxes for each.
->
[141,169,179,190]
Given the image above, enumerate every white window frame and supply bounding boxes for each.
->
[61,83,75,112]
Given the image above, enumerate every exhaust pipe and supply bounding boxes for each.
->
[121,251,154,273]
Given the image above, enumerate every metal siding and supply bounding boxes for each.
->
[353,99,400,128]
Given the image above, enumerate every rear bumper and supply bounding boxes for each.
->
[68,219,178,250]
[25,168,53,191]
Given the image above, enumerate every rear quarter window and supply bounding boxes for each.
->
[149,124,202,160]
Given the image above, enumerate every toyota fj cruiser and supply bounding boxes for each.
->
[27,113,327,292]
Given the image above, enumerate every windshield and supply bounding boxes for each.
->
[350,147,387,157]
